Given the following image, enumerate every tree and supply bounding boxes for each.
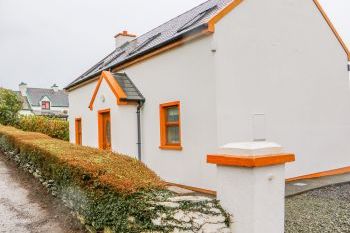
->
[0,88,22,125]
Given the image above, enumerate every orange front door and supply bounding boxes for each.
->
[75,118,82,145]
[98,110,111,150]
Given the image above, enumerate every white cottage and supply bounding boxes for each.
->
[65,0,350,193]
[17,82,69,118]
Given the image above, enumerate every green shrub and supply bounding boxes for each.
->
[0,126,232,232]
[0,88,22,126]
[17,115,69,141]
[0,125,166,232]
[0,125,163,193]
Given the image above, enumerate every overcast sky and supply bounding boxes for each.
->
[0,0,349,90]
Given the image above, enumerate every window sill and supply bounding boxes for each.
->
[159,145,183,151]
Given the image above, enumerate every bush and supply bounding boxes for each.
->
[0,88,22,126]
[0,89,69,140]
[17,115,69,141]
[0,125,163,193]
[0,125,166,232]
[0,126,232,232]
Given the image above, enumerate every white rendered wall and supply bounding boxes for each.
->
[69,36,218,190]
[18,110,33,116]
[69,81,98,147]
[68,0,350,189]
[118,37,217,190]
[30,106,69,114]
[212,0,350,179]
[68,80,138,157]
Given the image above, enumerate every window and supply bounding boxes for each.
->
[129,33,161,55]
[159,101,182,150]
[75,118,82,145]
[99,51,125,70]
[41,101,50,110]
[177,5,218,33]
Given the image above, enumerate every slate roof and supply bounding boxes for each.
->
[65,0,234,90]
[112,73,145,102]
[26,88,69,107]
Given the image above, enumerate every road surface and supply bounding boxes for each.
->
[0,154,84,233]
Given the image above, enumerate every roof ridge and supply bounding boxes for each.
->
[27,87,53,90]
[116,0,215,49]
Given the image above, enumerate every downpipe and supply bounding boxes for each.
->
[136,100,144,161]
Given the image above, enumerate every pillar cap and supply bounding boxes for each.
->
[220,141,283,155]
[207,153,295,168]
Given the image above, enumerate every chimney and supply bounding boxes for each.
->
[52,84,59,92]
[19,82,28,96]
[114,30,136,48]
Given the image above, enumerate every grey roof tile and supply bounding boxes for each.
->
[112,73,145,101]
[26,88,69,107]
[66,0,233,89]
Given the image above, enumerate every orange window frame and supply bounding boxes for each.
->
[75,118,82,145]
[159,101,182,150]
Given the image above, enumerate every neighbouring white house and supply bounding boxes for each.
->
[65,0,350,193]
[16,82,69,119]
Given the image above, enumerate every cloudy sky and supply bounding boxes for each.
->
[0,0,349,90]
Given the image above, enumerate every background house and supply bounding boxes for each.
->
[17,82,69,119]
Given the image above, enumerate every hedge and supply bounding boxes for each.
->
[0,125,167,232]
[16,115,69,141]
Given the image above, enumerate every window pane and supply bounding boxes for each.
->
[166,107,179,122]
[42,101,50,110]
[106,120,111,145]
[167,125,180,144]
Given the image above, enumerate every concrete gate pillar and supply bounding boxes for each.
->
[207,142,295,233]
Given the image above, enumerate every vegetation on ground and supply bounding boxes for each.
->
[0,88,69,141]
[0,88,22,126]
[16,115,69,141]
[0,125,231,232]
[0,125,163,193]
[0,125,165,231]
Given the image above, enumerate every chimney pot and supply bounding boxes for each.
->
[114,30,136,48]
[52,84,59,92]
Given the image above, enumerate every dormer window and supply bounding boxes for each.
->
[41,101,50,110]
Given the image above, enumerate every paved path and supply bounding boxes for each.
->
[0,155,84,233]
[286,172,350,197]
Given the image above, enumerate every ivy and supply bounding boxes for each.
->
[0,127,231,232]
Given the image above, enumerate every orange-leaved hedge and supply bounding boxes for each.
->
[16,115,69,141]
[0,125,164,194]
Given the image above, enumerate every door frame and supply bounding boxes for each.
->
[75,117,82,145]
[98,108,111,150]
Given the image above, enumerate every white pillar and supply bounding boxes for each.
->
[207,142,295,233]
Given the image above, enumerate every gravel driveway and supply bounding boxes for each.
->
[286,183,350,233]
